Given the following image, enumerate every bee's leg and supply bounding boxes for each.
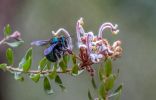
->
[54,49,62,61]
[63,48,73,55]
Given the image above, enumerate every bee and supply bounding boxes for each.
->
[31,29,72,62]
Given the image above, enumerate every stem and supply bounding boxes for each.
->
[0,36,9,45]
[6,66,72,74]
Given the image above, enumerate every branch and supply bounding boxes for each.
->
[6,66,72,74]
[0,36,10,45]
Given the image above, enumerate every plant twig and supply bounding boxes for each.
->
[6,66,72,74]
[0,36,10,45]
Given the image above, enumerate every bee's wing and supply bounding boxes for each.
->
[31,40,50,46]
[44,43,57,56]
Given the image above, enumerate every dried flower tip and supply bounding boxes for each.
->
[112,40,121,48]
[52,28,70,37]
[98,22,119,38]
[76,17,85,41]
[78,17,84,25]
[51,31,56,36]
[114,46,122,52]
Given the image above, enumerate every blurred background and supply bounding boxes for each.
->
[0,0,156,100]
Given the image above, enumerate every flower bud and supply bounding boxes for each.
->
[10,31,21,40]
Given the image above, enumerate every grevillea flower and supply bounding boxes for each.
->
[76,18,122,76]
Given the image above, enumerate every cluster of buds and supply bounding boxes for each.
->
[76,18,122,76]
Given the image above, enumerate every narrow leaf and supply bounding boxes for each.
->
[0,63,7,70]
[55,75,66,91]
[98,82,106,99]
[88,90,93,100]
[44,77,54,94]
[22,57,32,72]
[72,64,78,74]
[58,84,66,91]
[30,74,40,83]
[46,61,51,69]
[19,47,32,68]
[25,47,32,60]
[39,57,47,71]
[14,72,24,81]
[5,41,24,48]
[59,60,67,72]
[55,75,62,84]
[4,24,11,36]
[72,54,76,64]
[72,69,84,76]
[114,84,123,93]
[63,55,70,65]
[91,77,97,89]
[104,58,112,77]
[6,48,14,65]
[105,74,115,91]
[114,84,123,100]
[98,66,105,81]
[49,71,57,79]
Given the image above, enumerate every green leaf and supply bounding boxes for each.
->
[63,55,70,65]
[44,77,54,94]
[0,63,7,70]
[72,64,78,74]
[59,60,67,72]
[58,84,66,91]
[114,84,123,93]
[30,74,40,83]
[39,57,47,71]
[72,69,84,76]
[25,47,32,60]
[14,72,24,81]
[6,48,14,65]
[49,63,58,79]
[49,71,57,79]
[104,58,112,77]
[19,47,32,69]
[98,82,106,99]
[91,77,97,89]
[88,90,93,100]
[22,57,32,72]
[4,24,11,36]
[46,61,51,69]
[5,41,24,48]
[55,75,62,84]
[53,63,58,69]
[55,75,66,91]
[113,84,123,100]
[105,74,115,91]
[72,54,76,64]
[98,66,105,81]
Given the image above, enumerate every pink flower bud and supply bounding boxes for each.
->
[10,31,21,40]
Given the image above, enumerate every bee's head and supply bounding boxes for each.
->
[51,37,58,44]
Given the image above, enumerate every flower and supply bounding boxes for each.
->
[76,18,122,75]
